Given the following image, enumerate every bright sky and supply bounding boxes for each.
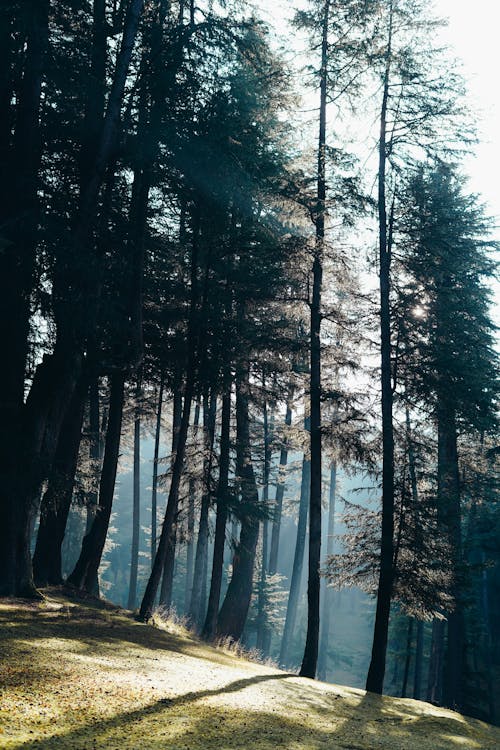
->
[436,0,500,223]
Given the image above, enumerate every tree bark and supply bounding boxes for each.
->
[268,397,293,576]
[317,460,337,680]
[366,0,395,695]
[159,387,183,608]
[128,381,142,610]
[188,392,217,627]
[184,400,200,612]
[401,618,414,698]
[32,376,88,586]
[280,430,311,667]
[151,376,164,564]
[300,0,331,680]
[216,358,259,642]
[413,620,424,700]
[67,372,125,591]
[202,383,231,640]
[257,399,271,653]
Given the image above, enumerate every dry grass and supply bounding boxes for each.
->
[0,590,499,749]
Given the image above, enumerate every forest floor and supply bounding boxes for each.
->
[1,591,499,749]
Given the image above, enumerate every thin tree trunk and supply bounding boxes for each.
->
[300,0,330,681]
[427,618,445,704]
[366,0,395,695]
[317,460,337,680]
[202,383,231,640]
[438,407,464,711]
[128,381,141,610]
[67,372,125,591]
[159,387,183,608]
[85,378,103,596]
[151,376,164,563]
[401,618,414,698]
[280,430,311,667]
[268,397,293,576]
[413,620,424,700]
[188,393,217,627]
[184,400,200,612]
[257,399,271,653]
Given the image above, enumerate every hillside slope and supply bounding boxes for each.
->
[0,593,498,749]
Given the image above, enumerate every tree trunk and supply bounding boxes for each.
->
[184,400,200,612]
[280,433,311,667]
[438,407,464,711]
[300,0,330,681]
[257,399,271,653]
[427,618,445,704]
[159,387,183,608]
[401,618,414,698]
[151,376,164,564]
[85,378,103,596]
[268,397,293,576]
[188,393,217,627]
[413,620,424,700]
[317,460,337,680]
[67,372,125,591]
[128,381,141,610]
[32,376,88,586]
[366,0,395,695]
[216,359,259,642]
[202,383,231,640]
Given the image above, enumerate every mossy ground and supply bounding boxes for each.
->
[0,590,498,749]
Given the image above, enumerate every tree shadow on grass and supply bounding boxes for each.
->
[10,673,499,750]
[12,673,295,750]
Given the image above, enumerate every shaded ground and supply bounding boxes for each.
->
[0,591,498,749]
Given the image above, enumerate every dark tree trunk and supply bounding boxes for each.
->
[67,373,125,592]
[280,433,311,667]
[151,376,164,564]
[268,397,293,576]
[158,387,183,609]
[128,381,141,610]
[217,359,260,642]
[427,618,445,704]
[401,618,414,698]
[317,460,337,680]
[366,0,395,695]
[32,377,88,586]
[85,378,103,596]
[438,407,464,711]
[413,620,424,700]
[300,0,330,681]
[184,400,200,612]
[188,393,217,627]
[202,383,231,640]
[257,400,271,653]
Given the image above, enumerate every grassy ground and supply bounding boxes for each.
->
[1,591,499,749]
